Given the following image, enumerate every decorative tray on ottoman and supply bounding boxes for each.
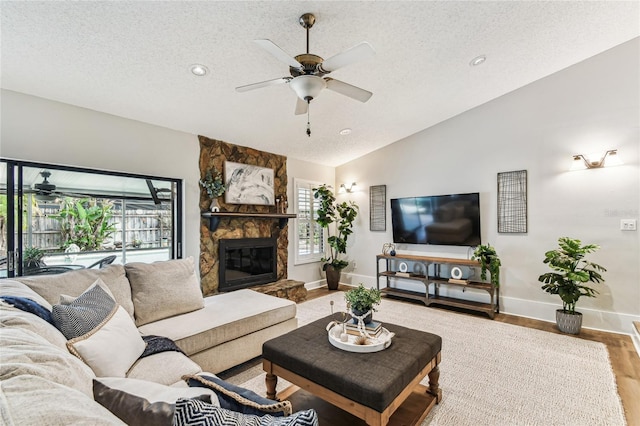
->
[326,323,395,353]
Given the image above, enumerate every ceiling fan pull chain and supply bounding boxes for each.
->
[306,103,311,137]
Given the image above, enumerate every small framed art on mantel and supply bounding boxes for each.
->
[224,161,275,205]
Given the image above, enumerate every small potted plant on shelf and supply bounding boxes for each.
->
[538,237,606,334]
[199,167,227,212]
[472,244,501,286]
[313,184,358,290]
[344,284,381,324]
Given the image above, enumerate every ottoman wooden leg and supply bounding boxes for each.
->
[427,365,442,403]
[265,373,278,400]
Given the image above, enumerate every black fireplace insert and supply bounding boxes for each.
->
[218,237,277,291]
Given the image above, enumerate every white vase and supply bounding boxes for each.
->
[209,198,220,212]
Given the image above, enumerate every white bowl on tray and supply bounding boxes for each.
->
[326,323,395,353]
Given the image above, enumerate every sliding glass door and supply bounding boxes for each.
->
[0,159,183,278]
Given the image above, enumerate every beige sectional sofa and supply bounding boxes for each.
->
[0,257,298,424]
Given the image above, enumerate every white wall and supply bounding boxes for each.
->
[286,157,335,288]
[336,39,640,334]
[0,89,202,261]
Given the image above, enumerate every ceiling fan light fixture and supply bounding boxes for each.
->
[289,75,327,101]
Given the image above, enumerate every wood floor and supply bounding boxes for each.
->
[306,285,640,425]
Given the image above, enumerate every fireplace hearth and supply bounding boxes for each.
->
[219,238,277,292]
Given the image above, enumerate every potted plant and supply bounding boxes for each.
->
[313,184,359,290]
[23,246,45,271]
[344,284,381,324]
[199,167,227,212]
[538,237,606,334]
[472,244,501,286]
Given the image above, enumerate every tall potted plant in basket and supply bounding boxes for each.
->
[313,184,358,290]
[200,168,227,212]
[538,237,606,334]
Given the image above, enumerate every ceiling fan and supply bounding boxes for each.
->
[29,171,91,201]
[236,13,375,136]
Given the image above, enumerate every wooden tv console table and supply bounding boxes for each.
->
[376,254,499,319]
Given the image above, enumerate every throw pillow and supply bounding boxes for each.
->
[125,257,204,326]
[0,296,53,324]
[185,373,292,417]
[59,277,116,305]
[173,398,319,426]
[51,280,146,377]
[51,280,116,339]
[93,377,219,426]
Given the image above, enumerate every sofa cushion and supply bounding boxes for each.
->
[0,279,53,310]
[0,296,53,324]
[137,289,296,357]
[93,377,219,426]
[0,375,125,425]
[125,257,204,326]
[15,264,135,318]
[52,281,146,377]
[126,351,202,386]
[0,326,96,397]
[0,303,68,349]
[173,398,318,426]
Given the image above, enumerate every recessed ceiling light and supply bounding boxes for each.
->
[189,64,209,76]
[469,55,487,67]
[339,128,352,136]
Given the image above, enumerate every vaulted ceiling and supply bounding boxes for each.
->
[2,1,638,166]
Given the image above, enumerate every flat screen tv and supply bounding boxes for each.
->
[390,192,481,246]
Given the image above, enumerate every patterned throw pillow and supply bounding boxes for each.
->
[51,279,146,377]
[173,398,319,426]
[185,373,292,416]
[52,280,116,339]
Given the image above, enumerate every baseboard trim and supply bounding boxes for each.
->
[340,272,640,336]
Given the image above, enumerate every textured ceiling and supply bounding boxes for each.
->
[1,1,638,166]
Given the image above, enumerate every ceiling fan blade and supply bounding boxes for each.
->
[325,78,373,103]
[236,77,291,93]
[319,42,375,73]
[294,98,308,115]
[254,39,303,69]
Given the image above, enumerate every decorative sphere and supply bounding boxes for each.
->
[390,250,396,256]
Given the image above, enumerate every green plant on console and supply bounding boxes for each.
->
[344,284,382,313]
[472,244,501,286]
[312,184,358,271]
[538,236,606,315]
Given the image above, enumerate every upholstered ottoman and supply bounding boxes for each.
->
[262,315,442,425]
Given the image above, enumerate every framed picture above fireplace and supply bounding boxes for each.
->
[224,161,275,205]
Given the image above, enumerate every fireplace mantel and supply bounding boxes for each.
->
[201,212,297,231]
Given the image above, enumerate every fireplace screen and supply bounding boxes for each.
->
[219,238,277,291]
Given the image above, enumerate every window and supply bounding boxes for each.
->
[294,178,324,265]
[0,159,182,278]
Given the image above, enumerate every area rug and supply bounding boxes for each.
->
[239,294,626,426]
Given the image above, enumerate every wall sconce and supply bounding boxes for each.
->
[571,149,622,170]
[340,182,357,193]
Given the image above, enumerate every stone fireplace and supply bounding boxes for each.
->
[199,136,289,296]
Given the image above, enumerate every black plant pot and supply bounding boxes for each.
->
[325,265,341,290]
[351,308,373,324]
